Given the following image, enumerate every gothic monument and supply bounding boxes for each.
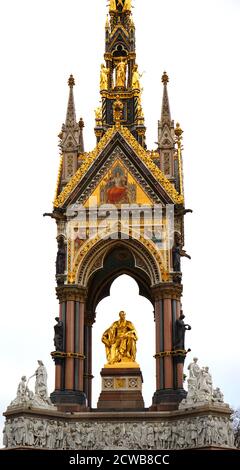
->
[3,0,235,451]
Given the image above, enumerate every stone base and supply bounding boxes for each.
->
[2,404,236,450]
[50,390,87,412]
[151,388,187,411]
[97,367,145,410]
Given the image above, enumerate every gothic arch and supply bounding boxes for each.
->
[74,232,165,289]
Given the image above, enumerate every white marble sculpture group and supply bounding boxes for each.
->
[179,357,225,409]
[8,360,53,410]
[3,357,236,450]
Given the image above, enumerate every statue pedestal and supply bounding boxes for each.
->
[97,364,145,410]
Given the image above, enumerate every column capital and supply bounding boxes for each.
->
[151,283,183,301]
[56,285,87,303]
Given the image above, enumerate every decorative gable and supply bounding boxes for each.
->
[84,158,152,207]
[54,126,183,208]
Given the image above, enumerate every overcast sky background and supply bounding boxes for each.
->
[0,0,240,446]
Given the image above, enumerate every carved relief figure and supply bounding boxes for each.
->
[102,311,138,364]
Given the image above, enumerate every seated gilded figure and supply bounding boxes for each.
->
[102,311,138,365]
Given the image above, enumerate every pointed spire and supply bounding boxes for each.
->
[161,71,171,124]
[157,72,175,178]
[59,74,84,158]
[65,74,77,127]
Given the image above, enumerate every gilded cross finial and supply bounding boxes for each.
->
[68,74,75,87]
[162,71,169,84]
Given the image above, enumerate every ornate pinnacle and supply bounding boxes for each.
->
[79,118,85,129]
[162,71,169,84]
[68,74,75,87]
[65,75,77,127]
[105,15,110,28]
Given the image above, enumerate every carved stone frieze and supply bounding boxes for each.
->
[3,414,235,450]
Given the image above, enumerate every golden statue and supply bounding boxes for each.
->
[115,59,126,88]
[132,64,140,89]
[122,0,132,12]
[102,311,138,365]
[109,0,117,11]
[100,64,109,91]
[113,95,124,124]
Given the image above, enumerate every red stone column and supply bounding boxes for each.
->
[55,303,63,391]
[78,301,85,391]
[176,300,184,389]
[164,298,173,389]
[51,286,87,409]
[84,322,93,408]
[155,301,161,390]
[65,300,75,390]
[151,283,184,410]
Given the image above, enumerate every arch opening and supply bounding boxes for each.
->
[92,274,155,408]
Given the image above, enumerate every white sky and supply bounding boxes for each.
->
[0,0,240,446]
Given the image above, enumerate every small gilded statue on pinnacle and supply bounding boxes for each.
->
[109,1,132,12]
[102,311,138,365]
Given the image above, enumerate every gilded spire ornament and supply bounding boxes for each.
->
[109,0,117,12]
[175,122,183,140]
[122,0,132,12]
[175,123,184,197]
